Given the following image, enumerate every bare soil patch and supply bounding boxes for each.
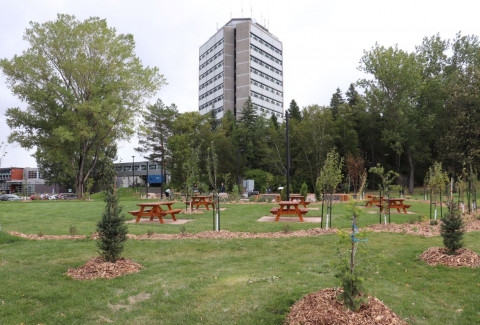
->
[66,257,143,280]
[419,247,480,268]
[286,288,406,325]
[8,231,87,240]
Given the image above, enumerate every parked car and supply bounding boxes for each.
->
[0,194,22,201]
[49,194,59,200]
[58,193,77,200]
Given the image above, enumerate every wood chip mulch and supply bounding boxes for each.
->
[66,257,143,280]
[419,247,480,268]
[7,231,87,240]
[364,219,480,237]
[286,288,407,325]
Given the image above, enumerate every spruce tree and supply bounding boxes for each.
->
[96,187,128,262]
[441,206,465,255]
[288,99,302,120]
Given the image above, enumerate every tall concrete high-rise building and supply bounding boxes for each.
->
[198,18,283,120]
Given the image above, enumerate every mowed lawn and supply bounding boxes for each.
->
[1,198,479,324]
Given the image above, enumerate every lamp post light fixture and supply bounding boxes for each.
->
[132,155,135,190]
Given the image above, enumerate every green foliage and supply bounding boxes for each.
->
[135,99,177,176]
[335,257,367,311]
[1,14,164,198]
[280,186,287,201]
[335,176,368,311]
[244,169,270,191]
[288,99,302,120]
[96,188,128,262]
[369,164,399,192]
[260,185,267,194]
[317,148,344,194]
[425,162,449,192]
[441,206,465,255]
[300,182,308,199]
[231,184,240,202]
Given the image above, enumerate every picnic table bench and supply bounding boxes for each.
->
[270,201,309,222]
[365,194,382,207]
[374,198,411,214]
[185,195,215,210]
[128,202,182,224]
[289,194,311,208]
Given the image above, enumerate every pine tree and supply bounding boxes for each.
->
[96,188,128,262]
[288,99,302,120]
[330,87,345,118]
[441,206,465,255]
[346,83,359,107]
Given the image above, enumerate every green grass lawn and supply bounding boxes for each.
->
[1,198,480,324]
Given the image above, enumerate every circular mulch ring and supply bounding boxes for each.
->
[286,288,407,325]
[419,247,480,268]
[66,257,143,280]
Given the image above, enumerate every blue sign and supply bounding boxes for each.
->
[147,174,164,184]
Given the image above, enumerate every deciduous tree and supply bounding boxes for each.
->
[1,14,164,198]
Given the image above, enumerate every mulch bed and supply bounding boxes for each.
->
[419,247,480,268]
[66,257,143,280]
[286,288,407,325]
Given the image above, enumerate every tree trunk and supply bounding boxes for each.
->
[408,150,415,194]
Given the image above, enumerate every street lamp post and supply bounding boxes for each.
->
[132,156,135,191]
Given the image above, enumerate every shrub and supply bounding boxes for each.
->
[69,226,77,236]
[260,185,267,194]
[96,188,128,262]
[441,207,465,255]
[280,186,287,201]
[300,182,308,200]
[231,184,240,202]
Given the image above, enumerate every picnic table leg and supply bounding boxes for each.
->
[170,213,177,221]
[275,208,282,222]
[135,213,141,223]
[157,215,164,224]
[296,206,304,222]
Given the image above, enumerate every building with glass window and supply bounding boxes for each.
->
[0,167,63,194]
[113,161,167,188]
[198,18,283,121]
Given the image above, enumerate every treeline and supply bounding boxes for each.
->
[135,33,480,194]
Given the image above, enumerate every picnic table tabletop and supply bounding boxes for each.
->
[129,201,181,223]
[270,201,308,222]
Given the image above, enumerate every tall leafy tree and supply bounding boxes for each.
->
[359,44,424,193]
[1,14,164,197]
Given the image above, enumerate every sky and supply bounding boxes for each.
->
[1,0,479,167]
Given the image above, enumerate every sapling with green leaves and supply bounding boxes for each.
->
[207,141,220,231]
[183,148,200,211]
[316,149,344,229]
[425,162,449,219]
[335,174,368,311]
[369,164,398,224]
[96,187,128,263]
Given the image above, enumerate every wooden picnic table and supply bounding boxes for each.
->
[188,195,215,210]
[270,201,309,222]
[289,194,311,208]
[128,201,182,224]
[365,195,383,207]
[375,198,411,214]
